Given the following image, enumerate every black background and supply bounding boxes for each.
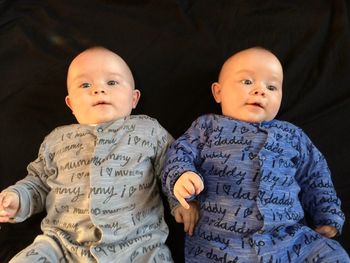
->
[0,1,349,262]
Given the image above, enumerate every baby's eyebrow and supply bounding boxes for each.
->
[268,76,283,84]
[69,74,90,83]
[235,69,254,75]
[106,72,124,78]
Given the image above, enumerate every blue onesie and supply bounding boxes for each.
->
[162,114,349,263]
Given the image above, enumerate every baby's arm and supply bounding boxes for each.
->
[295,128,345,236]
[174,171,204,209]
[0,191,19,223]
[315,225,338,238]
[173,201,199,236]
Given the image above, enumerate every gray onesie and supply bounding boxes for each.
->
[6,115,174,263]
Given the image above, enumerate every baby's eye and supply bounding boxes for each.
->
[267,85,277,91]
[107,80,119,86]
[80,83,91,89]
[241,79,253,85]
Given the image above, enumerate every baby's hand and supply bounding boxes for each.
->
[0,191,20,223]
[173,201,199,236]
[315,225,337,238]
[174,171,204,209]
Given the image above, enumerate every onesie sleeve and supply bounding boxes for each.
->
[295,129,345,234]
[153,122,174,179]
[149,121,179,210]
[5,135,55,222]
[161,115,209,210]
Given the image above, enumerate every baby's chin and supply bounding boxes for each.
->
[225,114,272,123]
[78,116,128,125]
[83,111,134,124]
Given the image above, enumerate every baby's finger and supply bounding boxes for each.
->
[187,219,194,236]
[189,176,204,194]
[183,220,189,233]
[174,189,189,208]
[2,196,11,208]
[183,183,196,196]
[174,186,193,201]
[0,209,10,218]
[181,213,191,234]
[174,184,192,198]
[183,211,196,236]
[176,196,190,209]
[173,209,184,223]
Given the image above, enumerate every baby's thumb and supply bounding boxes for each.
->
[3,196,12,208]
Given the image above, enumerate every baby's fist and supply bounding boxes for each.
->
[0,191,20,222]
[315,225,337,238]
[174,172,204,209]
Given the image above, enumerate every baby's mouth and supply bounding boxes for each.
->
[93,101,110,106]
[247,102,264,108]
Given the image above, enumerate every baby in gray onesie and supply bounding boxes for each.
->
[0,46,197,263]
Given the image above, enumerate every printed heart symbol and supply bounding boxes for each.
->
[129,186,137,196]
[244,208,253,218]
[194,246,203,256]
[241,127,249,134]
[106,168,113,176]
[275,134,282,140]
[223,184,231,195]
[292,244,301,256]
[107,245,116,252]
[134,136,141,145]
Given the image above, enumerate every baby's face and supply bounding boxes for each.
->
[65,48,140,125]
[212,48,283,123]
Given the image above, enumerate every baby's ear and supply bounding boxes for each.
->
[211,82,222,103]
[65,96,73,111]
[132,89,141,109]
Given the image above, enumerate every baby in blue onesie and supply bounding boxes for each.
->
[162,47,350,262]
[0,46,196,263]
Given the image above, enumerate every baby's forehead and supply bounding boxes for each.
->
[220,49,283,78]
[76,49,125,66]
[69,49,125,74]
[67,49,135,88]
[226,49,275,66]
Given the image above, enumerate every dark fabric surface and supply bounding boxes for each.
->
[0,1,349,262]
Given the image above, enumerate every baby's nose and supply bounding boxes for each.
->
[254,90,264,95]
[251,87,265,96]
[94,89,105,94]
[93,85,106,94]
